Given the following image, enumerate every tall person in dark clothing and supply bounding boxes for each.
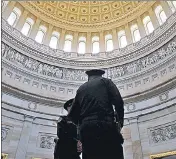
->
[68,69,124,159]
[54,99,81,159]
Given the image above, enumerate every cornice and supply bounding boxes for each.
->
[2,74,176,108]
[2,83,65,107]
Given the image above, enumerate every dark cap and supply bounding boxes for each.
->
[85,69,105,76]
[63,98,74,110]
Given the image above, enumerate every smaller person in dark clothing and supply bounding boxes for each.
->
[54,99,82,159]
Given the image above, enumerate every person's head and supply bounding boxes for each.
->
[85,69,105,81]
[63,98,74,113]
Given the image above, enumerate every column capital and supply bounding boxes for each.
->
[128,117,139,124]
[24,115,35,122]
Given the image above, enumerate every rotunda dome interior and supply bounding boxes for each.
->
[1,1,176,159]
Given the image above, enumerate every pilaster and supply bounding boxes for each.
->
[137,17,146,38]
[58,29,66,50]
[125,24,133,45]
[129,117,143,159]
[112,29,119,49]
[29,18,41,39]
[43,24,54,45]
[148,8,160,29]
[72,32,79,52]
[86,32,91,53]
[15,115,35,159]
[16,10,29,31]
[99,31,105,52]
[160,1,172,18]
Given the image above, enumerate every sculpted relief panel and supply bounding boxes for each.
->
[38,133,56,149]
[149,122,176,144]
[2,37,176,82]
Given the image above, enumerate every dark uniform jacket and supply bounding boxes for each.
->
[68,76,124,127]
[54,116,81,159]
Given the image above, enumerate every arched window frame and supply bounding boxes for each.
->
[35,25,47,44]
[78,36,86,54]
[7,7,21,26]
[92,36,100,54]
[143,16,154,35]
[105,34,113,52]
[118,30,127,48]
[64,34,73,52]
[21,17,34,36]
[167,1,176,12]
[155,5,167,25]
[49,31,60,49]
[131,24,141,43]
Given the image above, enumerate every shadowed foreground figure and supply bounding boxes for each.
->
[54,99,81,159]
[68,69,124,159]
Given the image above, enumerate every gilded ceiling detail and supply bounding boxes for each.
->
[20,1,155,31]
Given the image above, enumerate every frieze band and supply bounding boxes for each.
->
[2,38,176,81]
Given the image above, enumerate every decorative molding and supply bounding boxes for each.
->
[126,103,136,112]
[159,92,169,102]
[1,125,12,141]
[28,102,37,110]
[38,133,56,150]
[149,122,176,145]
[2,37,176,82]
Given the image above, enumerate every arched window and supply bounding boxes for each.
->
[2,1,9,11]
[7,7,21,26]
[155,5,167,25]
[105,34,113,52]
[92,36,99,54]
[78,37,86,54]
[173,1,176,8]
[118,30,127,48]
[21,18,34,36]
[131,24,141,42]
[49,31,60,49]
[143,16,154,35]
[35,25,47,44]
[167,1,176,12]
[64,35,73,52]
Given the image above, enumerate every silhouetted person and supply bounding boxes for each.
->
[68,69,124,159]
[54,99,81,159]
